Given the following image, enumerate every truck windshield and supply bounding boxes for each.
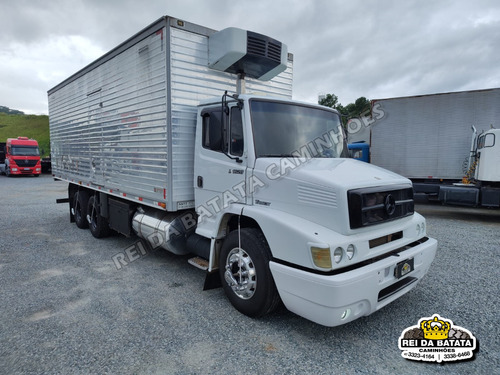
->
[11,146,40,156]
[250,100,347,158]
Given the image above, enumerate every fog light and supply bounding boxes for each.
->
[12,168,18,171]
[421,222,425,234]
[333,247,343,263]
[416,224,421,236]
[346,244,355,260]
[341,309,350,320]
[311,246,332,269]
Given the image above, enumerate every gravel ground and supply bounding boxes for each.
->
[0,174,498,375]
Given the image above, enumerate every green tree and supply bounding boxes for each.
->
[318,94,340,109]
[319,94,370,125]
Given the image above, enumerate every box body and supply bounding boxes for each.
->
[48,16,293,211]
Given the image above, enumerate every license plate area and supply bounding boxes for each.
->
[394,258,414,279]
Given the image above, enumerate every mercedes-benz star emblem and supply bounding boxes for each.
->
[384,194,396,216]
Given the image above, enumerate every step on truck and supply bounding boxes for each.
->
[48,16,437,327]
[0,137,42,177]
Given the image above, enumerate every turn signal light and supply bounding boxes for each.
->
[311,246,332,269]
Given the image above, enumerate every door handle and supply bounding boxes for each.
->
[197,176,203,188]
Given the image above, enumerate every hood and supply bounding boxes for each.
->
[283,158,409,189]
[252,157,412,234]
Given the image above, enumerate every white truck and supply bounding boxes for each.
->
[349,88,500,208]
[48,16,437,327]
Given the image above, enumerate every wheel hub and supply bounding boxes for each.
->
[224,248,257,299]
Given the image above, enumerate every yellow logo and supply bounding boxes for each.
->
[420,315,451,340]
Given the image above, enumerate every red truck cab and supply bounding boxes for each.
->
[2,137,41,176]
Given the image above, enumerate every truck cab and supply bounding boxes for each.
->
[1,137,41,177]
[348,142,370,162]
[475,129,500,182]
[194,93,437,326]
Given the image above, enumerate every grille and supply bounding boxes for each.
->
[13,159,38,167]
[247,33,282,63]
[348,185,414,229]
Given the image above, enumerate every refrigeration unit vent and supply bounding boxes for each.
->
[208,27,288,81]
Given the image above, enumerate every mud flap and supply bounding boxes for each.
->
[203,270,222,290]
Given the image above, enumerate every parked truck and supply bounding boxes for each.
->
[0,142,5,166]
[349,88,500,208]
[48,16,437,327]
[0,137,42,177]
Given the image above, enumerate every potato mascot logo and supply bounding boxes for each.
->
[398,314,477,363]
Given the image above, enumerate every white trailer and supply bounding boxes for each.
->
[49,16,437,327]
[369,88,500,180]
[356,88,500,207]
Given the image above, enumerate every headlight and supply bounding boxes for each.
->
[333,247,343,263]
[346,244,355,260]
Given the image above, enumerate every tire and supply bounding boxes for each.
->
[219,228,281,318]
[403,328,424,339]
[87,195,110,238]
[73,190,89,229]
[5,165,10,177]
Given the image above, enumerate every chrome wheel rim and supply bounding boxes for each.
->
[224,248,257,299]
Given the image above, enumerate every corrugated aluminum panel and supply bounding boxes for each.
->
[49,27,170,207]
[49,18,294,211]
[370,88,500,180]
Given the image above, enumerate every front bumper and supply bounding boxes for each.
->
[10,166,41,175]
[270,236,437,327]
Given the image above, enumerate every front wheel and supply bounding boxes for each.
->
[219,228,281,318]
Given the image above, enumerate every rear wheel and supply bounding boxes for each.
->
[73,190,89,229]
[87,195,110,238]
[219,228,281,318]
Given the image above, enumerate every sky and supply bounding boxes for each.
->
[0,0,499,115]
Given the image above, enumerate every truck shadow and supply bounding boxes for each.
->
[415,202,500,224]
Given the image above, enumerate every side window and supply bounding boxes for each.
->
[477,133,495,149]
[230,107,244,156]
[351,150,363,159]
[484,133,495,148]
[202,110,222,152]
[202,106,244,156]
